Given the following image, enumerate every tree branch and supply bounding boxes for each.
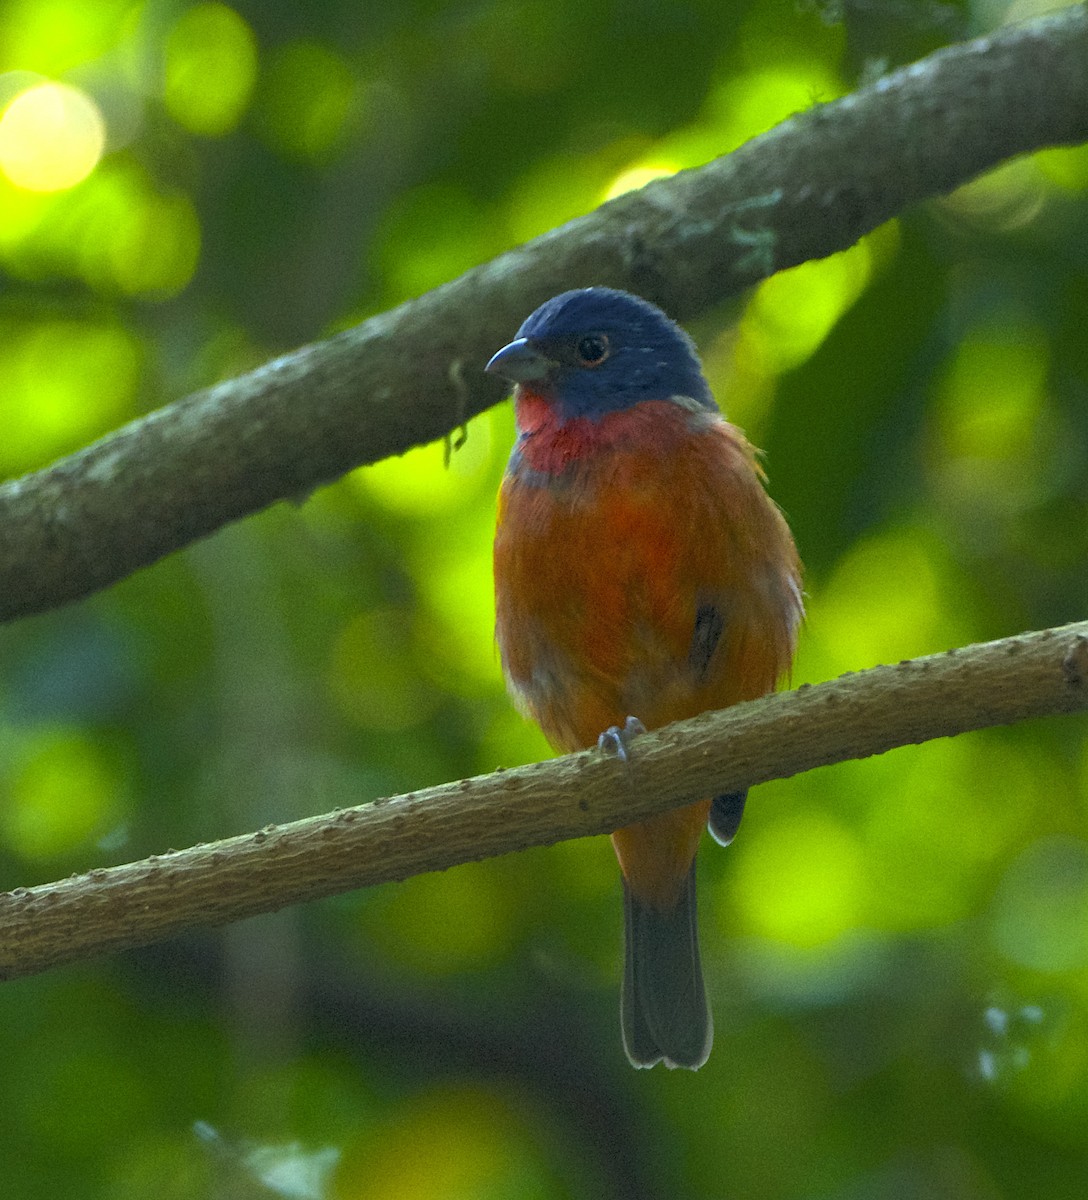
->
[2,622,1086,982]
[1,5,1086,624]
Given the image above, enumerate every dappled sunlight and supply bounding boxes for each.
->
[375,181,498,300]
[0,79,104,192]
[705,63,844,152]
[1036,143,1088,192]
[928,322,1056,522]
[700,220,898,440]
[935,327,1049,462]
[800,526,972,679]
[412,528,501,693]
[729,810,868,948]
[0,318,140,472]
[479,704,554,774]
[337,1087,559,1199]
[353,412,507,694]
[1000,0,1083,27]
[858,737,1043,931]
[601,161,679,202]
[0,0,131,75]
[744,236,873,373]
[0,727,123,859]
[163,3,258,137]
[260,40,360,163]
[0,157,200,295]
[503,149,618,247]
[355,860,514,976]
[654,59,844,171]
[354,412,498,517]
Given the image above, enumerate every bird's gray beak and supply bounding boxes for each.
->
[485,337,556,383]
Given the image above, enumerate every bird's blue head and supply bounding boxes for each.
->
[485,288,716,421]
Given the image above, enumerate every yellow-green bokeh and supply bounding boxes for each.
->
[260,40,358,162]
[0,0,1085,1194]
[800,525,971,680]
[728,808,868,948]
[336,1086,561,1199]
[937,156,1048,232]
[358,861,514,976]
[0,157,200,297]
[163,3,258,137]
[1036,143,1088,191]
[929,321,1054,517]
[0,0,131,75]
[0,80,105,192]
[0,317,140,473]
[376,182,498,300]
[1,727,122,859]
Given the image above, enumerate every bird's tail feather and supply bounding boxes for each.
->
[621,862,712,1070]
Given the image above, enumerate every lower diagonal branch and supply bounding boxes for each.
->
[1,621,1085,983]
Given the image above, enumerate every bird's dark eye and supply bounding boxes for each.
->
[576,333,610,366]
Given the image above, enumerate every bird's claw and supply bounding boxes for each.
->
[597,716,647,765]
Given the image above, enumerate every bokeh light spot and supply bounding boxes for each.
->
[0,318,140,473]
[0,81,105,192]
[163,3,258,137]
[1,0,131,76]
[338,1087,553,1200]
[1035,143,1088,192]
[930,323,1053,519]
[936,327,1048,463]
[377,182,494,300]
[804,527,966,674]
[714,65,841,149]
[505,151,613,245]
[745,238,873,373]
[731,811,867,947]
[110,187,201,296]
[1,728,120,859]
[260,40,358,162]
[414,531,499,693]
[857,736,1040,932]
[654,62,843,170]
[362,862,511,975]
[0,156,200,297]
[357,416,495,517]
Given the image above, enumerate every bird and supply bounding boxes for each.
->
[486,287,802,1069]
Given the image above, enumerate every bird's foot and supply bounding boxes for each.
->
[597,716,647,765]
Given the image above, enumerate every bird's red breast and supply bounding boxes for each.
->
[495,392,801,908]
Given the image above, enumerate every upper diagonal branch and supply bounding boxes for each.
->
[0,5,1086,624]
[1,621,1086,983]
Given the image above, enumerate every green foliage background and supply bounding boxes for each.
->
[1,0,1087,1196]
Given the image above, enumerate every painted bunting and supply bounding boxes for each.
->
[487,288,802,1069]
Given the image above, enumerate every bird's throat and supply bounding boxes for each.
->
[513,389,708,479]
[513,389,608,476]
